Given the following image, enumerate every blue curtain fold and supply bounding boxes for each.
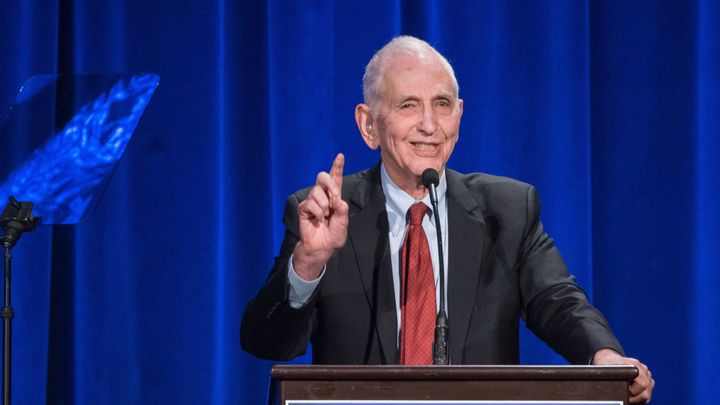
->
[0,1,717,404]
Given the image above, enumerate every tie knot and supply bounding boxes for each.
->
[407,203,428,225]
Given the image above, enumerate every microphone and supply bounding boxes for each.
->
[422,168,449,365]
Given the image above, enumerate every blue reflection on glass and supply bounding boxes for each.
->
[0,73,159,224]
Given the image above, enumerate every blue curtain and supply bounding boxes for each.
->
[1,1,717,404]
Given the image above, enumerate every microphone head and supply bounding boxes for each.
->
[422,168,440,188]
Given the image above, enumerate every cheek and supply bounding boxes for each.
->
[441,116,461,137]
[381,130,407,153]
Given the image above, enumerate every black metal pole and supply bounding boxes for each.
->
[430,194,449,365]
[0,196,38,405]
[1,246,12,405]
[422,169,449,365]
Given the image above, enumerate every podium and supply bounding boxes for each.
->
[269,365,637,404]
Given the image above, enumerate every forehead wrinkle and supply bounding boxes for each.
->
[386,80,457,104]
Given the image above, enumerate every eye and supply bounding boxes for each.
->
[436,99,451,108]
[399,102,415,109]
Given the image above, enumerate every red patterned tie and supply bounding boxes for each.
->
[399,203,436,365]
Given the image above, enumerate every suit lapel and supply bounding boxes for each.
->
[347,166,398,364]
[445,170,490,364]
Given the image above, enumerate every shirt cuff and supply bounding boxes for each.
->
[287,254,324,309]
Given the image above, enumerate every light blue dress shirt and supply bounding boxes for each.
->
[380,165,449,330]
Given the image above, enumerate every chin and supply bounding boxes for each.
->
[414,161,443,174]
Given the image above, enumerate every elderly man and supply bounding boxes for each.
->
[241,36,654,403]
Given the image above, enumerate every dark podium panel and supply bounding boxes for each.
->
[269,365,637,405]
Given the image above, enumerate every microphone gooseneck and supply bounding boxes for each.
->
[422,168,449,365]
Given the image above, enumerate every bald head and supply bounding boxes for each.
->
[362,36,459,110]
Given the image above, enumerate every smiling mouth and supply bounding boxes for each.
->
[410,142,439,154]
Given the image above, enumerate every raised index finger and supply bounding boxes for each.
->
[330,153,345,188]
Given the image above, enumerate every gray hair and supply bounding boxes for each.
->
[362,36,459,109]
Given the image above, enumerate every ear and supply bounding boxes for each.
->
[355,103,379,150]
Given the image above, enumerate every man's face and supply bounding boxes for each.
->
[368,55,463,192]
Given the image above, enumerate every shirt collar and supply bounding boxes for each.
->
[380,163,447,237]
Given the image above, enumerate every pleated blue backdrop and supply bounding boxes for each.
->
[0,1,718,404]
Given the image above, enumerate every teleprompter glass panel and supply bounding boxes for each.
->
[0,73,159,224]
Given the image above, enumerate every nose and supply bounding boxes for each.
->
[417,105,438,135]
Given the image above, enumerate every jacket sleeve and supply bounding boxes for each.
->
[240,193,319,361]
[518,186,624,364]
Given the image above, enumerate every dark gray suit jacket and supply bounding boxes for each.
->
[241,165,622,364]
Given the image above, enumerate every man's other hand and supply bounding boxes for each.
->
[592,348,655,404]
[293,153,349,280]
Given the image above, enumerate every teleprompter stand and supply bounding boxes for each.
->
[0,197,37,405]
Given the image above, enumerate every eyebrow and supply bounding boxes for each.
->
[396,95,420,103]
[395,93,456,104]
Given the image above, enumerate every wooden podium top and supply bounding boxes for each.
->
[269,365,637,404]
[271,364,638,381]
